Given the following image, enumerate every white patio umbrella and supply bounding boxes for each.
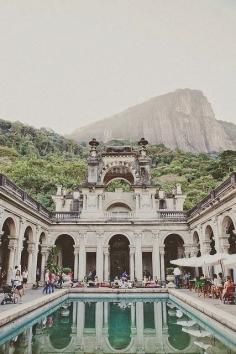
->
[176,320,196,327]
[170,256,202,267]
[194,340,212,350]
[182,327,211,338]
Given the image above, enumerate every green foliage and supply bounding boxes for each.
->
[106,179,132,192]
[46,246,61,273]
[150,145,236,210]
[0,118,235,211]
[166,267,174,275]
[0,153,87,210]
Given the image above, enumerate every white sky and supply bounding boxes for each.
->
[0,0,235,134]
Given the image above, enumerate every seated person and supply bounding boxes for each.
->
[222,276,234,300]
[87,269,93,281]
[121,270,128,280]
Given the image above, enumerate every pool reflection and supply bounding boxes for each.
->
[0,300,235,354]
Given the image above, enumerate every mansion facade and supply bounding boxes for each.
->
[0,138,236,285]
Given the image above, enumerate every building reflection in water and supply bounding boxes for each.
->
[0,300,234,354]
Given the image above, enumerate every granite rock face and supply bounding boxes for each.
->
[70,89,235,152]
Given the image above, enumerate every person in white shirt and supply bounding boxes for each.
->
[173,267,181,288]
[14,270,23,302]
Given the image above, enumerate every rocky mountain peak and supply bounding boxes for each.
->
[70,89,235,153]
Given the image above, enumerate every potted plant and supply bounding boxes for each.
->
[166,267,175,287]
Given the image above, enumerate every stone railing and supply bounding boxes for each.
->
[0,174,51,219]
[157,211,187,222]
[51,212,80,221]
[104,211,134,220]
[187,172,236,218]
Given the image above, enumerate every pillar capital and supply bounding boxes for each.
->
[152,230,160,239]
[129,245,135,255]
[27,242,37,254]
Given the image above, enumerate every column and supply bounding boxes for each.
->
[152,233,161,281]
[72,302,77,333]
[78,233,86,281]
[76,302,85,350]
[27,242,35,284]
[154,302,163,349]
[96,302,103,350]
[129,246,135,281]
[40,246,48,282]
[16,218,26,266]
[74,246,79,280]
[162,302,168,331]
[96,234,104,282]
[104,247,109,282]
[7,237,17,284]
[159,246,165,282]
[135,233,143,281]
[136,302,144,352]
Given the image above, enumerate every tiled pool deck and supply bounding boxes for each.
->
[0,287,235,332]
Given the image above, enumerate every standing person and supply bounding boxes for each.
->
[36,267,40,288]
[49,271,56,293]
[11,266,18,287]
[22,268,28,295]
[173,267,181,288]
[43,269,50,294]
[14,270,23,303]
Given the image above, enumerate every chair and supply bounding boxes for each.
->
[223,286,235,304]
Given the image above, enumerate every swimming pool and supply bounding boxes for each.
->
[0,294,235,353]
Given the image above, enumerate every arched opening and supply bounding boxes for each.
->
[21,226,33,271]
[159,199,167,210]
[105,178,133,192]
[193,231,201,257]
[108,302,131,350]
[109,235,130,280]
[103,166,134,185]
[205,225,216,255]
[55,234,74,271]
[164,234,184,269]
[49,302,73,350]
[222,216,236,254]
[0,217,16,285]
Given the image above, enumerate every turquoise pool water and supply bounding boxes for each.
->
[0,295,235,353]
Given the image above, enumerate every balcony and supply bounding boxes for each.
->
[51,211,80,222]
[157,211,187,222]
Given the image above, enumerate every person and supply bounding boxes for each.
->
[22,268,28,295]
[217,272,224,286]
[43,269,50,294]
[14,269,23,303]
[11,266,18,288]
[222,276,234,301]
[36,267,41,287]
[49,271,56,293]
[173,267,181,288]
[121,270,128,280]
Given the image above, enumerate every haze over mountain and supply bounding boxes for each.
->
[70,89,235,153]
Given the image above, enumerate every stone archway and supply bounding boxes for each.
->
[164,234,184,269]
[55,234,75,272]
[0,217,16,285]
[193,231,201,257]
[109,235,130,280]
[205,225,216,255]
[222,216,236,254]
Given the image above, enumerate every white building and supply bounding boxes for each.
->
[0,138,235,284]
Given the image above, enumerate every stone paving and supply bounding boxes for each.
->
[171,288,236,318]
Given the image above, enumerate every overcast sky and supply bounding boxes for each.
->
[0,0,235,134]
